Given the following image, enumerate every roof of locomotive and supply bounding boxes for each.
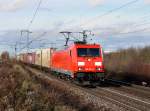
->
[71,42,101,48]
[52,42,102,53]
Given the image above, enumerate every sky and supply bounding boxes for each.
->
[0,0,150,55]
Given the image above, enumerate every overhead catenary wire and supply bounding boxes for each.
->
[72,0,150,37]
[92,12,150,37]
[46,0,139,33]
[19,32,47,52]
[93,17,150,34]
[97,26,150,37]
[96,0,139,18]
[77,0,139,28]
[23,0,141,49]
[18,0,150,53]
[129,15,150,27]
[27,0,43,30]
[18,0,43,53]
[76,0,150,38]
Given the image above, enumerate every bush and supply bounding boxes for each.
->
[104,46,150,83]
[0,62,76,111]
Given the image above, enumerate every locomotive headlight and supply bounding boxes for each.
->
[78,62,85,66]
[78,67,83,71]
[96,68,101,71]
[95,62,102,66]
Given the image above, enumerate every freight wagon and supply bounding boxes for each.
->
[34,48,56,68]
[27,53,36,65]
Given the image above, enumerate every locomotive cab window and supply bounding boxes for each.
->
[77,48,100,57]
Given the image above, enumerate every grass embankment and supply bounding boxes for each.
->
[0,62,73,111]
[0,61,111,111]
[104,46,150,84]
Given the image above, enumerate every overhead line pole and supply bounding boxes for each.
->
[21,30,32,53]
[19,32,47,52]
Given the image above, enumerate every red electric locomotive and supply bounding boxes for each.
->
[51,31,105,85]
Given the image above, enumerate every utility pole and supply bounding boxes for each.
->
[21,30,32,53]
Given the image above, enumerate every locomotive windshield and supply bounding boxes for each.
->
[77,48,100,57]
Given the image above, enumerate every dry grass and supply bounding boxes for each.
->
[104,46,150,83]
[0,62,111,111]
[0,62,76,111]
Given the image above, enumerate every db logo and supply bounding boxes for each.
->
[87,59,91,61]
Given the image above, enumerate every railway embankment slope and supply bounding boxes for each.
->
[0,62,112,111]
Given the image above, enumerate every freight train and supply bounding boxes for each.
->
[18,31,105,86]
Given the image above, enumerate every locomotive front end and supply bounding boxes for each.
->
[75,44,105,83]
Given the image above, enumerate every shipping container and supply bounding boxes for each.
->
[23,53,28,63]
[35,49,42,66]
[19,54,24,62]
[35,48,56,68]
[26,53,36,64]
[41,48,51,68]
[32,52,36,64]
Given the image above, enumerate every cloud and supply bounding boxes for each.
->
[144,0,150,4]
[0,0,28,12]
[88,0,105,6]
[0,31,8,36]
[89,0,149,6]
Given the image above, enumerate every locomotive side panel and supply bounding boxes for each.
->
[51,48,74,77]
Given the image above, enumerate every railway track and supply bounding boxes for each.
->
[108,86,150,102]
[24,65,150,111]
[95,87,150,111]
[132,84,150,92]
